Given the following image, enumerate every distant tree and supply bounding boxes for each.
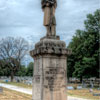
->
[0,59,11,76]
[16,65,27,76]
[0,64,4,76]
[0,37,29,81]
[67,9,99,80]
[26,62,33,76]
[0,60,5,76]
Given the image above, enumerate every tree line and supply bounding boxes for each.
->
[0,62,33,77]
[67,9,99,81]
[0,37,29,81]
[0,9,99,82]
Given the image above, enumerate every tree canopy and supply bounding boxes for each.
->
[0,37,29,81]
[67,9,99,80]
[26,62,33,76]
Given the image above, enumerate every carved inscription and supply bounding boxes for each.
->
[44,67,65,91]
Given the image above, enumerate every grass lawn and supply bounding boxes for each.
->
[0,88,32,100]
[0,88,100,100]
[67,89,100,100]
[0,81,100,100]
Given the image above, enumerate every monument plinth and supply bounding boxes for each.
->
[30,0,71,100]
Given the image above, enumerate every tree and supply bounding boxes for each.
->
[16,65,27,76]
[0,59,11,77]
[67,9,99,80]
[26,62,33,76]
[0,37,29,81]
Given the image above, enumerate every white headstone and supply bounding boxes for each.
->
[77,86,82,89]
[67,86,74,90]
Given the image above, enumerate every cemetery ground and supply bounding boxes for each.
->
[0,88,32,100]
[0,81,100,100]
[67,89,100,100]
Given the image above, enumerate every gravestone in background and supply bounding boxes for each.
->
[0,87,3,93]
[30,0,71,100]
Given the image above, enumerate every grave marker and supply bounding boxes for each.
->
[30,0,71,100]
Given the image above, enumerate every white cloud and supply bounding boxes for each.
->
[0,0,99,45]
[0,0,99,64]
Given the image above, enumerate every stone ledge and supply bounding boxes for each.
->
[30,46,71,57]
[40,36,60,40]
[35,38,66,49]
[30,38,71,57]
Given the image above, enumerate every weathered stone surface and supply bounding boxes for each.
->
[30,0,71,99]
[31,55,67,100]
[30,38,71,57]
[30,37,70,100]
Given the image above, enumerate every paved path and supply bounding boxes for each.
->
[68,96,88,100]
[0,83,32,94]
[0,83,88,100]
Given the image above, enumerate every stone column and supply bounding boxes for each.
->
[30,36,71,100]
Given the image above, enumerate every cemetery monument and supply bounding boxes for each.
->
[30,0,71,100]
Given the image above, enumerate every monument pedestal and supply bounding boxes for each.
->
[30,37,71,100]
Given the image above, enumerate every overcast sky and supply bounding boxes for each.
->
[0,0,99,46]
[0,0,99,65]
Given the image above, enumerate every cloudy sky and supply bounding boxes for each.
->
[0,0,99,65]
[0,0,99,46]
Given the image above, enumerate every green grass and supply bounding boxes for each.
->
[0,81,100,100]
[67,89,100,100]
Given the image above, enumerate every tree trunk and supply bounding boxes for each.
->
[11,72,14,82]
[80,77,83,83]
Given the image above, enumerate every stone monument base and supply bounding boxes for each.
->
[30,37,71,100]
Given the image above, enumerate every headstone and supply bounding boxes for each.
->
[89,88,93,93]
[17,78,19,82]
[90,80,94,88]
[97,88,100,90]
[93,93,100,96]
[82,80,87,88]
[0,87,3,93]
[77,86,82,89]
[5,79,8,83]
[67,86,74,90]
[30,0,71,100]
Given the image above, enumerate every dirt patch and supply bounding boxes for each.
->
[0,88,32,100]
[67,89,100,100]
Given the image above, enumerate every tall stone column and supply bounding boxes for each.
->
[30,36,71,100]
[30,0,71,100]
